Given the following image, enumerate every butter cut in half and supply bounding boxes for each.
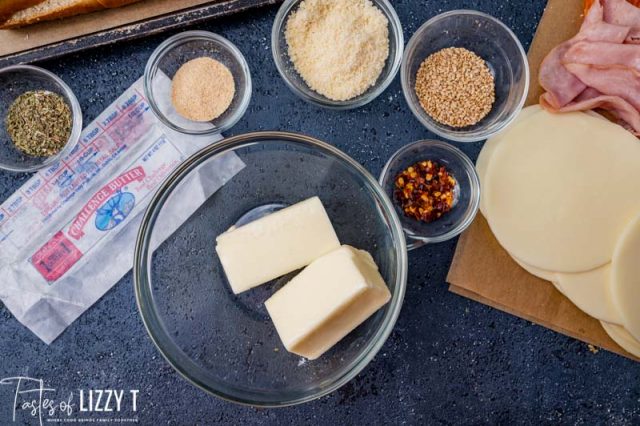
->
[215,196,340,294]
[265,245,391,360]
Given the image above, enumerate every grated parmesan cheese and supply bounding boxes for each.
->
[285,0,390,101]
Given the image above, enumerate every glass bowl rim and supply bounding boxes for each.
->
[271,0,404,110]
[143,30,252,136]
[0,64,83,172]
[379,139,481,245]
[400,9,530,143]
[133,130,408,407]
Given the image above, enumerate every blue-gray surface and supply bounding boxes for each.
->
[0,0,639,424]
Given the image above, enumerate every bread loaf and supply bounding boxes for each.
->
[97,0,140,6]
[0,0,142,28]
[0,0,46,21]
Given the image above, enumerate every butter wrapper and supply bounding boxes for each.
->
[0,75,245,344]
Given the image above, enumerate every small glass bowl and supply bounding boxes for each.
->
[379,140,480,249]
[144,31,252,135]
[401,10,529,143]
[0,65,82,172]
[271,0,404,109]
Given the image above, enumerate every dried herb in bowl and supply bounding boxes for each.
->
[5,90,72,157]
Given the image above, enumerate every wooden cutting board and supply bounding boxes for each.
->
[447,0,639,361]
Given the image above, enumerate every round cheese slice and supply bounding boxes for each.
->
[511,250,622,324]
[484,110,640,272]
[554,265,623,325]
[611,214,640,341]
[510,254,556,282]
[478,108,605,217]
[600,321,640,358]
[477,106,542,215]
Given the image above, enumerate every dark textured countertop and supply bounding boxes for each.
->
[1,1,639,424]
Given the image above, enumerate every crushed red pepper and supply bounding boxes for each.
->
[394,160,457,223]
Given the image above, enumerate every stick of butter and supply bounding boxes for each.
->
[216,196,340,294]
[265,245,391,360]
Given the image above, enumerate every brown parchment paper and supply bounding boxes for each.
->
[446,0,639,361]
[0,0,223,57]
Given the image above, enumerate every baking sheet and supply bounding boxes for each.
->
[0,0,280,66]
[446,0,639,361]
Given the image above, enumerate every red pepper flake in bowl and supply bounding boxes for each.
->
[394,160,457,223]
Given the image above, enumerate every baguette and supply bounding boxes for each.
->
[0,0,46,22]
[97,0,140,6]
[0,0,142,28]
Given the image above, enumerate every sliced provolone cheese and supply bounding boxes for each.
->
[484,110,640,272]
[554,265,622,325]
[512,251,622,324]
[601,321,640,359]
[611,214,640,341]
[477,106,542,215]
[511,254,556,282]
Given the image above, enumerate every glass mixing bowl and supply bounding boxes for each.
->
[271,0,404,109]
[134,131,407,406]
[401,10,529,142]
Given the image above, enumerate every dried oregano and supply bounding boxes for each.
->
[5,90,72,157]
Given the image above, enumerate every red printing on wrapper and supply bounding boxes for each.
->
[31,232,83,283]
[67,167,146,240]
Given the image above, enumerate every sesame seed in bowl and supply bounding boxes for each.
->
[401,10,529,143]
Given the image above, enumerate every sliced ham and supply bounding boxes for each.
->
[564,63,640,109]
[579,0,628,43]
[585,0,606,24]
[539,44,586,109]
[627,27,640,42]
[538,0,640,135]
[538,0,629,110]
[564,41,640,71]
[541,88,640,134]
[570,0,632,43]
[603,0,640,26]
[578,20,630,42]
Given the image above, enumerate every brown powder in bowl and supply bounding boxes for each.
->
[171,57,235,122]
